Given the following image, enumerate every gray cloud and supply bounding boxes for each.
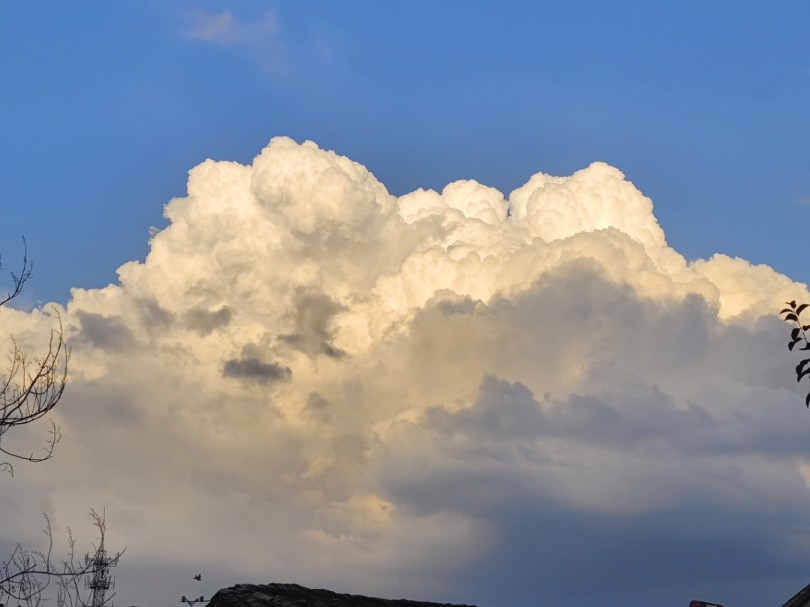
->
[184,305,232,336]
[280,290,346,359]
[222,356,291,383]
[136,297,174,330]
[72,311,134,349]
[443,500,810,607]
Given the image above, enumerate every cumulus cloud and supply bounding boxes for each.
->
[1,138,809,607]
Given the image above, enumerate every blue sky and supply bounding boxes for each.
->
[1,1,808,303]
[3,4,810,607]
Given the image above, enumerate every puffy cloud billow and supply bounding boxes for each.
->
[2,138,810,607]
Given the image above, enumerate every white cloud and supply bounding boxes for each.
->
[186,10,238,43]
[186,10,278,45]
[2,137,809,607]
[184,10,287,73]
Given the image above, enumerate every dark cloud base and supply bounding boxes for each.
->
[443,502,810,607]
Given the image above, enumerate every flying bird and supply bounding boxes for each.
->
[194,574,202,581]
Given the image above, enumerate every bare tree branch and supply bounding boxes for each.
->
[0,240,69,475]
[0,511,124,607]
[0,237,33,308]
[0,313,69,475]
[0,244,124,607]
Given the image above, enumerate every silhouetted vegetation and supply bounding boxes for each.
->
[0,510,122,607]
[780,300,810,407]
[0,243,122,607]
[0,239,69,476]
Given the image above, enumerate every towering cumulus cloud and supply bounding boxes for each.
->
[2,138,809,607]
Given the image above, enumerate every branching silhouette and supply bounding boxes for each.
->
[0,244,123,607]
[780,300,810,407]
[0,510,124,607]
[0,239,70,475]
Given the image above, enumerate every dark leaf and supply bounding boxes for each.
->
[790,300,797,307]
[798,303,809,316]
[803,325,810,331]
[785,313,799,322]
[806,392,810,408]
[793,328,802,340]
[798,359,810,382]
[790,338,803,351]
[782,308,795,314]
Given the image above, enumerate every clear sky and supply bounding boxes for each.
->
[2,3,810,607]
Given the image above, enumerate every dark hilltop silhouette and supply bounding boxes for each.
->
[206,583,478,607]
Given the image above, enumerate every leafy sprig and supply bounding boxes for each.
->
[780,300,810,407]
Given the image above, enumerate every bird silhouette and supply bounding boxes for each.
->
[194,574,202,581]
